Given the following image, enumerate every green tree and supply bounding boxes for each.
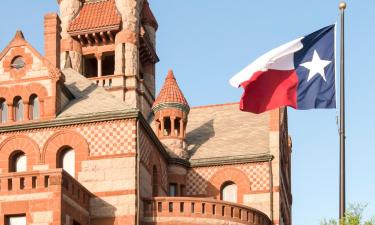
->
[321,204,375,225]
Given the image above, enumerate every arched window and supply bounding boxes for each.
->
[163,117,171,136]
[220,181,237,203]
[29,94,40,120]
[13,96,23,122]
[58,148,75,177]
[9,151,27,172]
[0,98,8,123]
[152,166,159,197]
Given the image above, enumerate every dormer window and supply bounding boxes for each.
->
[11,56,25,70]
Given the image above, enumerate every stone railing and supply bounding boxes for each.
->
[0,169,91,209]
[143,197,272,225]
[88,74,123,88]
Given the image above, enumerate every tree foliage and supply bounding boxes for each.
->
[321,204,375,225]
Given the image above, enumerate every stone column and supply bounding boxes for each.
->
[160,117,165,137]
[179,119,184,138]
[23,100,28,121]
[96,53,102,77]
[7,103,12,122]
[171,117,175,137]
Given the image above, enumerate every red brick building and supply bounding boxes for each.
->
[0,1,292,225]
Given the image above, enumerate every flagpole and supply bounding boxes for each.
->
[339,1,346,220]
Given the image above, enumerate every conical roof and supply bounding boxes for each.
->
[153,70,189,112]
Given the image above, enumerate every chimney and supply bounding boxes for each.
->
[44,13,61,68]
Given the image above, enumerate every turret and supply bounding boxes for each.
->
[152,70,189,159]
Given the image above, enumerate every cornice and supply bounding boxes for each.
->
[0,109,139,133]
[189,154,274,168]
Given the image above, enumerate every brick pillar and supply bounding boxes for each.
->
[44,13,61,67]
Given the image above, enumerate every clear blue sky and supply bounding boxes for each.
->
[1,1,374,224]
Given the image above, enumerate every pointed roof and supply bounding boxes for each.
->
[153,70,189,111]
[0,30,61,76]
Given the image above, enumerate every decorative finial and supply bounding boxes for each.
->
[14,30,25,40]
[166,69,175,79]
[339,2,346,10]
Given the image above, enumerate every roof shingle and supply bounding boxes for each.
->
[153,70,189,107]
[68,0,121,33]
[186,103,270,162]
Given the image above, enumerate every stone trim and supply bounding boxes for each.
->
[189,154,274,167]
[0,109,139,132]
[152,102,190,114]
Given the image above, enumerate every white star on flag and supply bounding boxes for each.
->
[300,50,332,82]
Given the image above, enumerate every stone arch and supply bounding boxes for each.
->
[207,167,251,204]
[43,130,89,177]
[0,87,12,104]
[0,135,40,173]
[25,83,48,99]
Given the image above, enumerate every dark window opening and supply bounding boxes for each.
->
[73,220,81,225]
[102,52,115,76]
[163,117,171,136]
[83,55,98,78]
[168,183,177,196]
[180,185,186,196]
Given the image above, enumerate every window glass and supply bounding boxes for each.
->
[14,98,23,121]
[221,182,237,203]
[31,96,40,120]
[61,149,75,177]
[1,101,7,123]
[8,215,26,225]
[169,183,177,196]
[15,153,27,172]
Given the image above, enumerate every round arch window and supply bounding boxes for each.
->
[11,56,25,70]
[58,148,75,177]
[220,181,238,203]
[9,151,27,172]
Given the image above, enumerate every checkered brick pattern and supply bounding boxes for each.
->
[186,167,217,196]
[139,127,168,192]
[139,128,153,169]
[27,130,54,148]
[76,120,136,156]
[186,163,270,196]
[160,160,168,191]
[0,134,8,143]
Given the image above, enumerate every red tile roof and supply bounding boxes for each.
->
[154,70,189,107]
[68,0,121,34]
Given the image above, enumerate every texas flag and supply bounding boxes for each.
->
[230,25,335,114]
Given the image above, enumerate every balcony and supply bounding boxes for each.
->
[143,197,272,225]
[0,169,91,224]
[88,74,124,89]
